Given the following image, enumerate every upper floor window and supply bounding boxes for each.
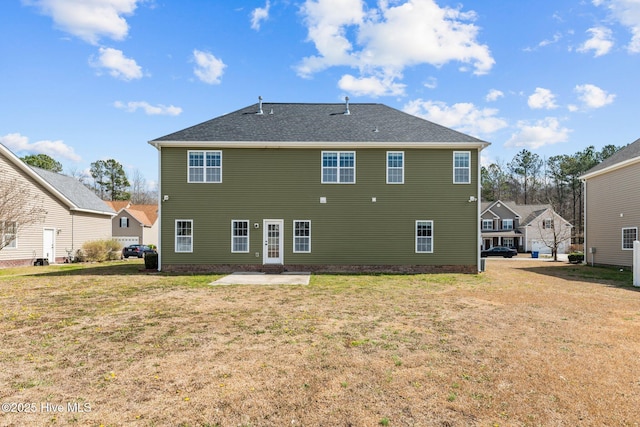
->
[322,151,355,183]
[1,221,17,249]
[231,220,250,253]
[175,220,193,253]
[416,220,433,253]
[622,227,637,250]
[293,220,311,253]
[502,219,513,230]
[120,217,129,228]
[188,150,222,183]
[482,219,493,231]
[543,219,554,229]
[453,151,471,184]
[386,151,404,184]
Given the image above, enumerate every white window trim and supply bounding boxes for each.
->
[2,221,17,249]
[187,150,222,183]
[502,219,514,230]
[231,220,250,253]
[453,151,471,184]
[415,220,434,254]
[293,220,311,253]
[386,151,404,184]
[321,151,356,184]
[175,219,193,253]
[120,217,129,228]
[543,219,553,229]
[622,227,637,250]
[482,219,493,230]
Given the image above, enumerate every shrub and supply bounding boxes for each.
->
[144,253,158,270]
[81,239,122,262]
[568,252,584,264]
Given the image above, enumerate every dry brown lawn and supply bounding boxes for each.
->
[0,259,639,427]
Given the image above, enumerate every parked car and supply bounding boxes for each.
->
[481,246,518,258]
[122,244,156,259]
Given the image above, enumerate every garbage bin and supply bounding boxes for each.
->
[531,251,539,258]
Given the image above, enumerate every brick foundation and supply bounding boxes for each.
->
[161,264,478,274]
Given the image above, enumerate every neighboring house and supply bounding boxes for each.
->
[148,100,490,273]
[104,201,159,248]
[581,137,640,267]
[481,200,572,254]
[0,143,115,267]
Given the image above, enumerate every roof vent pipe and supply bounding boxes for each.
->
[344,96,350,115]
[257,96,264,115]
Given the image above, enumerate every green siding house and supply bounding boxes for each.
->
[149,100,489,273]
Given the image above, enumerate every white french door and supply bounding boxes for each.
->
[263,220,284,264]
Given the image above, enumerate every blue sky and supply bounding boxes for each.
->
[2,0,639,189]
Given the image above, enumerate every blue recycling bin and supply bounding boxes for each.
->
[531,251,539,258]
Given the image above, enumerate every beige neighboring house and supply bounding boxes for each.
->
[481,200,572,254]
[581,137,640,267]
[104,201,158,248]
[0,143,115,267]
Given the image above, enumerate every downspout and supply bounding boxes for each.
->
[477,148,482,272]
[583,178,589,266]
[157,146,162,271]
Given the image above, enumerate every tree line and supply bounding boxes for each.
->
[482,144,622,245]
[20,154,157,204]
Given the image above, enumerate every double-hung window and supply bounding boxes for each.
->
[322,151,355,183]
[1,221,17,249]
[188,150,222,183]
[293,220,311,253]
[482,219,493,231]
[502,219,514,230]
[386,151,404,184]
[175,220,193,253]
[120,217,129,228]
[453,151,471,184]
[543,219,554,229]
[416,220,433,253]
[232,220,250,253]
[622,227,637,250]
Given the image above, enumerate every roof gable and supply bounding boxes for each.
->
[150,102,489,148]
[581,137,640,179]
[0,143,114,216]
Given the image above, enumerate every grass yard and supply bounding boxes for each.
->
[0,259,639,426]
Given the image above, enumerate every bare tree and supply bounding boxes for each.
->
[0,177,47,250]
[129,169,157,205]
[536,210,573,262]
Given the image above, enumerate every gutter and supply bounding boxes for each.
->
[148,140,491,150]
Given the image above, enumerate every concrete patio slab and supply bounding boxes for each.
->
[211,272,311,286]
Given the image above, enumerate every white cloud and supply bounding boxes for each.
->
[574,83,616,108]
[193,49,226,84]
[91,47,143,80]
[528,87,558,110]
[423,77,437,89]
[297,0,494,96]
[338,74,406,97]
[505,117,571,149]
[485,89,504,102]
[114,101,182,116]
[0,132,81,162]
[251,0,270,30]
[404,99,508,137]
[593,0,640,53]
[578,26,614,57]
[24,0,140,45]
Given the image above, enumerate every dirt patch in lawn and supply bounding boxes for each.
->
[0,259,639,426]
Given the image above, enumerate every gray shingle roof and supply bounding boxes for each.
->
[152,102,489,145]
[30,167,114,215]
[582,137,640,176]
